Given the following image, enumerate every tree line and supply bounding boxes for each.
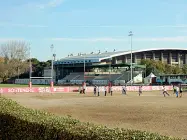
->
[0,41,51,83]
[140,59,187,76]
[0,40,187,82]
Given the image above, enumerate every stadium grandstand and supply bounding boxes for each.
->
[54,48,187,85]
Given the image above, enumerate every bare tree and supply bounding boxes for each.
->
[0,40,30,60]
[0,40,30,80]
[0,63,9,82]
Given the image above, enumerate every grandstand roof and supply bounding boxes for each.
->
[54,48,187,65]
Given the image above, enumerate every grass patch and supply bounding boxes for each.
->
[0,96,182,140]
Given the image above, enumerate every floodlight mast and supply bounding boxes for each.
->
[84,54,85,82]
[128,31,133,86]
[29,46,32,87]
[50,44,54,87]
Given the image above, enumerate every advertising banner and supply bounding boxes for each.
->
[0,86,173,94]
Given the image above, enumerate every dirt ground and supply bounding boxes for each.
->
[3,91,187,139]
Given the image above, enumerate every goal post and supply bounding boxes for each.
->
[28,77,53,88]
[30,77,52,79]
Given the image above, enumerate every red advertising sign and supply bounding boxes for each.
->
[0,86,173,94]
[53,87,69,92]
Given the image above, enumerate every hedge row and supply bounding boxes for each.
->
[0,97,182,140]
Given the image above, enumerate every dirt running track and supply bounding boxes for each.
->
[3,91,187,139]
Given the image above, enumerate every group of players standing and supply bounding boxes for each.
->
[80,85,143,96]
[79,84,183,98]
[173,85,183,98]
[92,85,144,96]
[162,85,183,98]
[93,85,113,96]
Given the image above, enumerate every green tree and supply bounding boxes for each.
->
[164,64,173,74]
[140,59,184,75]
[0,40,29,81]
[172,65,182,74]
[140,59,165,76]
[182,64,187,74]
[27,58,51,77]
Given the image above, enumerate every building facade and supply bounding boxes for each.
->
[54,48,187,81]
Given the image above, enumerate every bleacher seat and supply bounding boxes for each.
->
[58,71,141,85]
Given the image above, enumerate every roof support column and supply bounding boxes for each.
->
[185,54,187,65]
[134,54,137,64]
[114,57,117,64]
[56,66,59,81]
[178,52,181,67]
[111,57,115,64]
[169,52,172,65]
[152,52,155,60]
[143,53,146,59]
[161,52,163,63]
[124,56,127,63]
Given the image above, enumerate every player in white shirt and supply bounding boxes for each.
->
[83,83,86,94]
[162,86,170,97]
[110,86,113,96]
[93,86,97,96]
[122,85,127,95]
[175,86,179,98]
[179,85,183,98]
[97,86,100,96]
[139,86,142,96]
[104,86,107,96]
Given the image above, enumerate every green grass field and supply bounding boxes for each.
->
[0,84,49,87]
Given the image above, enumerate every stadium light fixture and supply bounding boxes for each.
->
[50,44,54,86]
[128,31,133,86]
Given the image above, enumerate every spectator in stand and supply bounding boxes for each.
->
[162,85,170,97]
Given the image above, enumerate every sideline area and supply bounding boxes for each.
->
[3,91,187,139]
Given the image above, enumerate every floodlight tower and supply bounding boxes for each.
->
[50,44,54,87]
[29,46,32,88]
[128,31,133,86]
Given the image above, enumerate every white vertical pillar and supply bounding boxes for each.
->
[134,54,137,64]
[161,52,163,62]
[169,52,172,65]
[178,52,180,67]
[144,53,146,59]
[124,56,127,63]
[152,52,155,60]
[185,54,187,64]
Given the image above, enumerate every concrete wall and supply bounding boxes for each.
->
[15,79,55,85]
